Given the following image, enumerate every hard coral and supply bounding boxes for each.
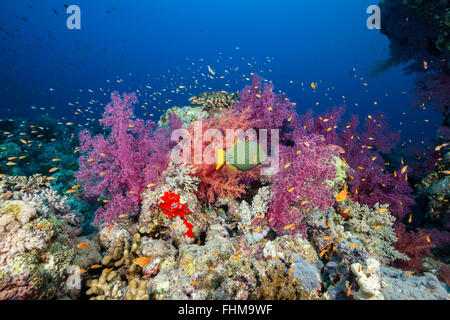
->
[189,91,238,110]
[335,201,408,264]
[76,92,181,226]
[254,263,322,300]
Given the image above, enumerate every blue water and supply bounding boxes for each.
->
[0,0,442,147]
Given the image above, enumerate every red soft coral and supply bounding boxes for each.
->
[391,223,436,273]
[159,190,194,238]
[159,190,190,218]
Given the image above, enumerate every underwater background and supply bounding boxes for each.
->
[0,0,448,300]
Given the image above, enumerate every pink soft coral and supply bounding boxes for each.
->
[267,134,338,236]
[76,92,181,226]
[300,108,414,221]
[234,74,298,141]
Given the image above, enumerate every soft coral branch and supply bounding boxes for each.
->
[76,92,181,226]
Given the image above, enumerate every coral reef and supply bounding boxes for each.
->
[2,71,448,301]
[0,175,90,299]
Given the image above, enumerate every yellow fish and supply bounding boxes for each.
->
[77,242,92,249]
[434,143,449,152]
[319,249,328,258]
[336,184,348,202]
[216,139,266,172]
[49,167,59,173]
[133,257,152,268]
[400,165,408,174]
[284,223,296,230]
[310,82,317,90]
[378,208,389,214]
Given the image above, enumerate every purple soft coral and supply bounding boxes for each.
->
[267,134,337,236]
[234,74,297,139]
[302,108,414,221]
[76,92,181,226]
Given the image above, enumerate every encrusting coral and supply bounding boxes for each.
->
[254,263,323,300]
[0,175,89,299]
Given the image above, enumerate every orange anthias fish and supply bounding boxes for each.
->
[336,184,348,202]
[77,242,92,250]
[435,143,449,152]
[378,208,389,214]
[400,165,408,175]
[133,257,152,268]
[319,249,328,258]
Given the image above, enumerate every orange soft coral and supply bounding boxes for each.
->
[184,107,261,203]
